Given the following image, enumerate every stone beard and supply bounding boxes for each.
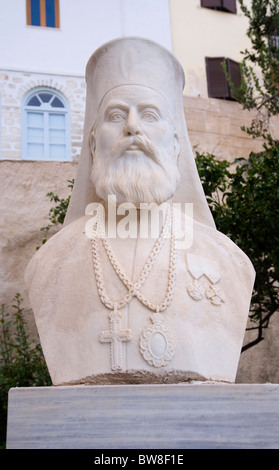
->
[89,86,181,205]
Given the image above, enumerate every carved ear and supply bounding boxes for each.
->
[173,132,180,161]
[89,129,96,157]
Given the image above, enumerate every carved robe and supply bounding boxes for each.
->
[25,212,255,385]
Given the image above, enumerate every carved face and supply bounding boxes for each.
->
[91,86,179,163]
[90,85,180,204]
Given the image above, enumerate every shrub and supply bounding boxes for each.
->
[0,294,51,448]
[195,144,279,351]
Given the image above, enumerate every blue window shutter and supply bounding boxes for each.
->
[45,0,56,27]
[30,0,41,26]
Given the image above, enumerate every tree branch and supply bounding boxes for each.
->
[256,90,279,110]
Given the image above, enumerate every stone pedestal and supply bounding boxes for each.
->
[6,383,279,449]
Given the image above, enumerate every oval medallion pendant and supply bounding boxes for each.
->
[139,313,176,367]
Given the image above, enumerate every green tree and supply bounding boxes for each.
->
[195,148,279,351]
[232,0,279,139]
[208,0,279,350]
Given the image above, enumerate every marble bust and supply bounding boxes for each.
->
[25,37,255,386]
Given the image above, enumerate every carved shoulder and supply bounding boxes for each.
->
[191,219,256,285]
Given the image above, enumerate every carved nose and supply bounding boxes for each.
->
[124,108,142,136]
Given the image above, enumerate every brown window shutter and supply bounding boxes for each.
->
[222,0,237,13]
[54,0,60,28]
[206,57,230,98]
[201,0,237,13]
[226,58,242,98]
[201,0,222,7]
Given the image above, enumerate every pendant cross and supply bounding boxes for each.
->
[99,308,132,371]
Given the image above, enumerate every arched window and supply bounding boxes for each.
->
[22,88,71,161]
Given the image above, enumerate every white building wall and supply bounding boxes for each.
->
[0,0,172,75]
[0,0,172,160]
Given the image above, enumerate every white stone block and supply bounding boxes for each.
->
[6,384,279,449]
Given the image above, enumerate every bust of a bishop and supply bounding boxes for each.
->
[25,38,255,386]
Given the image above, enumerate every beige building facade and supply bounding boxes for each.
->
[169,0,269,159]
[170,0,251,98]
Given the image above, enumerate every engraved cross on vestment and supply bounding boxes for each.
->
[99,308,132,371]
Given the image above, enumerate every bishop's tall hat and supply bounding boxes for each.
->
[64,37,215,229]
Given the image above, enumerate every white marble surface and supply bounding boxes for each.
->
[6,384,279,449]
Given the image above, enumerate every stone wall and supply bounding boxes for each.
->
[0,69,85,161]
[0,160,77,335]
[237,316,279,383]
[184,95,266,160]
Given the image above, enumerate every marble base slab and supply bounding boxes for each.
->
[6,383,279,449]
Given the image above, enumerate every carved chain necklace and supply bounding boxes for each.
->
[91,202,177,371]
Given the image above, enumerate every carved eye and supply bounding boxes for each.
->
[141,111,159,122]
[109,112,126,122]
